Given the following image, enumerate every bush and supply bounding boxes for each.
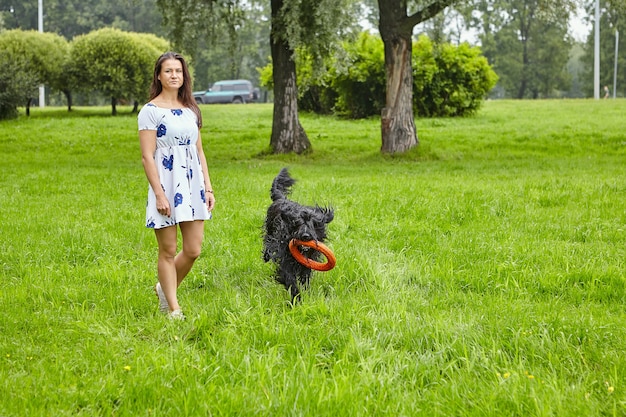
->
[69,28,169,113]
[413,35,498,117]
[263,33,497,119]
[0,56,38,120]
[329,32,386,118]
[0,30,69,118]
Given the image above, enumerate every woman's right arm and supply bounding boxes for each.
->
[139,130,171,217]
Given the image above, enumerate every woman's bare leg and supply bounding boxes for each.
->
[154,225,181,311]
[175,220,205,285]
[154,221,204,313]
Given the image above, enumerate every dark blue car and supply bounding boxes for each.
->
[193,79,259,104]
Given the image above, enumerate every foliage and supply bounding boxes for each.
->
[458,0,576,99]
[0,29,69,117]
[272,32,496,118]
[0,0,267,101]
[0,27,167,113]
[1,100,626,414]
[156,0,271,91]
[0,0,165,39]
[413,35,498,116]
[0,29,68,89]
[291,50,338,115]
[192,2,271,91]
[493,15,572,98]
[258,60,274,91]
[329,32,386,118]
[134,32,171,54]
[0,55,37,120]
[275,0,359,66]
[69,28,169,109]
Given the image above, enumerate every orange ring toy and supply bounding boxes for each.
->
[288,239,336,271]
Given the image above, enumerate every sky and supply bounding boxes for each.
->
[570,8,592,42]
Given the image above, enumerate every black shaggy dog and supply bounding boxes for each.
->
[263,168,334,303]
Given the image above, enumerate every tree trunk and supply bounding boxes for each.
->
[516,8,533,99]
[111,96,117,116]
[269,0,310,154]
[517,31,529,98]
[378,3,418,153]
[380,34,418,153]
[26,97,32,116]
[377,0,456,153]
[132,100,139,113]
[63,90,72,111]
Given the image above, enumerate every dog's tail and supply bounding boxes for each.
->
[270,167,296,201]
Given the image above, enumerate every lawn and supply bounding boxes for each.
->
[1,100,625,416]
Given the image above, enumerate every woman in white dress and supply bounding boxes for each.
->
[138,52,215,320]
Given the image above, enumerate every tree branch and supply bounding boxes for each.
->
[405,0,458,28]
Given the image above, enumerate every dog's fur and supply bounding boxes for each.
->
[263,168,334,303]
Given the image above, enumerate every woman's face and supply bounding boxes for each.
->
[158,59,184,91]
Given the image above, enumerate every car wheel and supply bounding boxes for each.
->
[195,98,203,104]
[232,97,243,104]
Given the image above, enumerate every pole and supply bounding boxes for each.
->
[594,0,600,99]
[614,29,619,98]
[38,0,45,108]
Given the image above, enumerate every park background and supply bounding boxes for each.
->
[1,0,626,107]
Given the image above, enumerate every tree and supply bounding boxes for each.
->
[157,0,356,154]
[0,55,38,120]
[0,0,165,39]
[494,16,572,98]
[459,0,577,98]
[192,1,271,91]
[156,0,270,98]
[269,0,357,153]
[0,1,38,31]
[268,0,306,153]
[376,0,460,153]
[330,31,387,119]
[69,28,168,115]
[0,29,69,115]
[0,1,166,109]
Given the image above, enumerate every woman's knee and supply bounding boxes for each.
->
[155,227,178,258]
[182,244,202,260]
[158,245,177,260]
[180,221,204,260]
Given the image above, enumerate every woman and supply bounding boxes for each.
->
[138,52,215,320]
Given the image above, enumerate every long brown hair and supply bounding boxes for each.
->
[149,51,203,127]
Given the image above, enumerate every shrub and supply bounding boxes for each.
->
[267,33,497,119]
[0,56,38,120]
[413,35,498,117]
[69,28,169,114]
[0,30,69,117]
[329,32,386,118]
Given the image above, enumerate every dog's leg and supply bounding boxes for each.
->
[298,268,312,289]
[277,267,301,303]
[289,287,301,305]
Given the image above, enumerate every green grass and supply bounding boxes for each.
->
[1,100,625,416]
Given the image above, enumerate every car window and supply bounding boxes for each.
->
[211,85,221,92]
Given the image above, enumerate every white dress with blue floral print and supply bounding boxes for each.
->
[138,103,211,229]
